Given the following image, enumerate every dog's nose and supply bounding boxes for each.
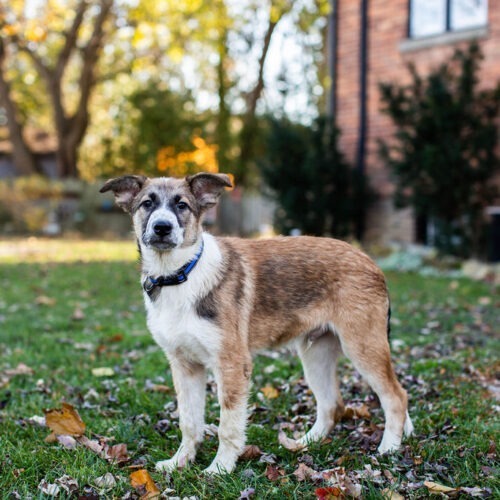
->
[153,221,173,237]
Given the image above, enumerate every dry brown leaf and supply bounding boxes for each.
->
[44,403,86,437]
[104,443,129,464]
[261,385,279,399]
[44,432,57,443]
[130,469,161,499]
[424,481,458,495]
[315,486,344,499]
[35,295,56,306]
[381,488,405,500]
[3,363,34,377]
[278,431,307,452]
[77,435,104,455]
[265,465,286,482]
[239,444,263,460]
[147,384,170,393]
[71,307,85,321]
[293,462,317,482]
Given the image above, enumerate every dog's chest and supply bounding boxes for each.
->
[145,289,220,366]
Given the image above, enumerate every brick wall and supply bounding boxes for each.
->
[335,1,500,243]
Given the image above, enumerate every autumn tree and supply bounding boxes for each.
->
[0,0,113,177]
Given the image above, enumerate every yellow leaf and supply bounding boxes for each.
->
[130,469,161,499]
[424,481,458,494]
[44,403,86,437]
[91,367,114,377]
[261,385,279,399]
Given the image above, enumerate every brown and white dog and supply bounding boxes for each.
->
[100,172,413,474]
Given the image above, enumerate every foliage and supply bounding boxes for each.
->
[95,82,217,178]
[0,176,64,232]
[260,116,370,237]
[0,0,115,177]
[0,240,497,497]
[379,44,500,257]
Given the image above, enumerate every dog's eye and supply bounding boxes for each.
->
[177,201,188,210]
[141,199,153,209]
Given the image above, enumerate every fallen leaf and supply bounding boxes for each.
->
[239,444,263,460]
[37,480,60,497]
[56,435,78,449]
[78,435,104,455]
[261,385,279,399]
[478,296,491,305]
[146,383,170,393]
[278,430,307,452]
[381,488,405,500]
[130,469,161,499]
[460,486,490,497]
[424,481,458,495]
[239,487,256,499]
[71,307,85,321]
[55,475,79,494]
[35,295,56,306]
[104,443,129,464]
[91,367,115,377]
[265,465,286,482]
[293,462,317,482]
[27,415,46,427]
[3,363,34,377]
[44,403,86,437]
[315,486,344,499]
[94,472,117,489]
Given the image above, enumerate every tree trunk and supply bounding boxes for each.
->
[0,41,37,176]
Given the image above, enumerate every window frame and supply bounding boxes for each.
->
[408,0,488,39]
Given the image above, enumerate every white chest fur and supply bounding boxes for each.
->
[142,234,223,367]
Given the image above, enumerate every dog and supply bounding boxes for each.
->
[100,172,413,474]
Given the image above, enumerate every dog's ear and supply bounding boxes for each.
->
[186,172,232,209]
[99,175,148,213]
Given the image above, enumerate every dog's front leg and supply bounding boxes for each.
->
[204,358,252,474]
[156,359,206,473]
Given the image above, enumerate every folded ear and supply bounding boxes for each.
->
[99,175,148,213]
[186,172,232,209]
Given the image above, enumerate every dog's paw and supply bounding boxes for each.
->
[203,461,233,475]
[155,455,188,473]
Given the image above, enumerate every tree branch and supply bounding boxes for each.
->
[55,0,90,81]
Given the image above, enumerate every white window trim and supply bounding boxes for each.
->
[400,26,488,53]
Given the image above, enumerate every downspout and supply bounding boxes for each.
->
[356,0,369,240]
[326,0,339,118]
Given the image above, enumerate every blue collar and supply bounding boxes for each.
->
[143,239,204,297]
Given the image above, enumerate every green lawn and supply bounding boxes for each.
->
[0,239,498,498]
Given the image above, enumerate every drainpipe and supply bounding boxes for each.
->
[326,0,339,118]
[356,0,369,240]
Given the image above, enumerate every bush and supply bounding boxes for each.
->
[259,116,370,238]
[0,176,64,233]
[379,43,500,257]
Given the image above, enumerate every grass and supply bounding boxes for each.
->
[0,238,498,498]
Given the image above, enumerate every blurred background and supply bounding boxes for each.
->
[0,0,499,263]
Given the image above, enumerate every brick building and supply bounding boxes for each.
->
[330,0,498,243]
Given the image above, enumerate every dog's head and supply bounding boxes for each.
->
[100,173,232,251]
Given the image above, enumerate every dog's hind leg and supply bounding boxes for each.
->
[337,313,410,454]
[296,330,345,445]
[156,359,207,472]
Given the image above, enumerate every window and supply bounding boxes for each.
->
[409,0,488,38]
